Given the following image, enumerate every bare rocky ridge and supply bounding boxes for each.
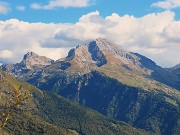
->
[1,38,180,90]
[0,38,166,77]
[21,52,54,69]
[0,52,54,77]
[51,38,154,75]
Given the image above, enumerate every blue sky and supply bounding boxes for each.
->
[0,0,180,67]
[0,0,180,23]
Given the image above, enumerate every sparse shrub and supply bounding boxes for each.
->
[0,84,32,134]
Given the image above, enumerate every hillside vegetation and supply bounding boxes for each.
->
[0,70,147,135]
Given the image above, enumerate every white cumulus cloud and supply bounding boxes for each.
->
[0,2,10,14]
[31,0,94,9]
[16,5,25,11]
[0,50,13,59]
[0,19,71,64]
[152,0,180,9]
[0,11,180,67]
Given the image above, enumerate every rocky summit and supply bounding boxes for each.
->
[0,52,54,77]
[54,38,155,75]
[21,52,54,69]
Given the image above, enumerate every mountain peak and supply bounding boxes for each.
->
[95,37,112,44]
[63,38,156,74]
[23,52,38,60]
[89,38,138,63]
[27,51,36,55]
[65,38,141,72]
[21,52,54,69]
[91,37,119,50]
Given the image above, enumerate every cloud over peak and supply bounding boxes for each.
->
[0,11,180,67]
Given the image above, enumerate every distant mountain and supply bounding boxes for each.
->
[0,52,54,77]
[173,63,180,71]
[55,38,154,74]
[22,52,54,68]
[1,38,180,135]
[167,63,180,77]
[0,70,147,135]
[132,53,180,90]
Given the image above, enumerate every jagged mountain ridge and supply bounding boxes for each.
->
[55,38,154,75]
[22,52,54,69]
[2,38,180,90]
[57,38,180,90]
[1,52,54,77]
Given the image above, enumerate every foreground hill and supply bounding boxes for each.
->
[1,38,180,135]
[0,70,147,135]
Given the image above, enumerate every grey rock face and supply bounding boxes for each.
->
[62,38,154,74]
[21,52,54,69]
[0,52,54,77]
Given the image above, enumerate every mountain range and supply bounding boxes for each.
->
[1,38,180,135]
[2,38,180,90]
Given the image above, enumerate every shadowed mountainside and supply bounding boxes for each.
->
[0,70,147,135]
